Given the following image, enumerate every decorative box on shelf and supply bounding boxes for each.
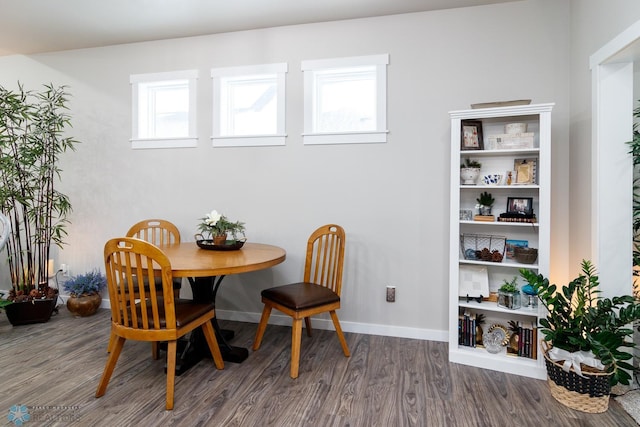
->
[487,132,535,150]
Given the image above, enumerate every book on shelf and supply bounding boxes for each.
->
[515,321,537,359]
[458,311,477,348]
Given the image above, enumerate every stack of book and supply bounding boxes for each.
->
[514,321,538,359]
[458,311,477,347]
[498,213,537,223]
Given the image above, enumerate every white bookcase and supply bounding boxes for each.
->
[448,103,554,380]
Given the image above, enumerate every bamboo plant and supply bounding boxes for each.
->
[0,83,78,301]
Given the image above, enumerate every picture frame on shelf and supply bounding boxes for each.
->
[461,120,484,151]
[458,265,489,299]
[506,197,533,215]
[513,158,537,184]
[505,239,528,260]
[459,209,473,221]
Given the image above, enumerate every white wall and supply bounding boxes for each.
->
[0,0,570,339]
[568,0,640,285]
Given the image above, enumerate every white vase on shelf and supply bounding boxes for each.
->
[460,168,480,185]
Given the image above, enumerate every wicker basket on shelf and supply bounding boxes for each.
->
[514,246,538,264]
[460,234,506,262]
[542,342,612,413]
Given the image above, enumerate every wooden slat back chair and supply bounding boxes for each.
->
[127,219,181,246]
[107,219,183,354]
[96,237,224,410]
[253,224,350,378]
[126,219,183,295]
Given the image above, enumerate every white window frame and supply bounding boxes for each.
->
[301,54,389,145]
[130,70,198,149]
[211,63,287,147]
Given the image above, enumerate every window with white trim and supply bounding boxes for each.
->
[211,63,287,147]
[130,70,198,149]
[302,54,389,145]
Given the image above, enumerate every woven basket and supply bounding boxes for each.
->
[514,247,538,264]
[542,343,612,413]
[460,234,506,262]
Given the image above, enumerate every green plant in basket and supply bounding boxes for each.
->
[521,260,640,385]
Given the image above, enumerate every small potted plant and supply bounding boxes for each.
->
[476,191,495,215]
[197,209,246,245]
[521,261,640,412]
[497,277,521,309]
[63,270,107,317]
[460,158,481,185]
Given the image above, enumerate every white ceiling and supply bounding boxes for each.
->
[0,0,516,56]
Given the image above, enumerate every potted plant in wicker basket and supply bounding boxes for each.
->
[520,260,640,413]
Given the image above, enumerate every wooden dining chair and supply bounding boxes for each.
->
[107,219,183,354]
[126,218,181,246]
[253,224,350,378]
[96,237,224,410]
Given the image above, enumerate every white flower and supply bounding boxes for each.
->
[204,210,222,227]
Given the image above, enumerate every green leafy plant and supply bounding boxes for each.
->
[0,83,78,302]
[627,102,640,297]
[476,191,495,207]
[63,270,107,297]
[521,260,640,385]
[197,209,245,240]
[460,158,481,169]
[499,277,518,293]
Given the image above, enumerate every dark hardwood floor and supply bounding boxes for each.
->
[0,307,636,426]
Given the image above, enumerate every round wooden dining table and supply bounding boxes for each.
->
[158,241,286,373]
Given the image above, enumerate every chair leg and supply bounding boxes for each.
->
[107,333,114,353]
[304,316,313,337]
[330,310,350,357]
[151,342,159,360]
[202,321,224,370]
[106,324,115,353]
[290,318,303,379]
[166,340,177,410]
[96,334,125,398]
[253,304,273,351]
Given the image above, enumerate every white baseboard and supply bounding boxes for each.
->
[18,293,447,342]
[216,309,448,342]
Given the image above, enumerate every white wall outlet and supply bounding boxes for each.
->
[60,263,68,277]
[386,286,396,302]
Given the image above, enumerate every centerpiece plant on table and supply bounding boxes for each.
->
[197,210,246,245]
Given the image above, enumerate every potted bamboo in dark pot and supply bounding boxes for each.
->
[0,83,79,325]
[521,261,640,413]
[64,270,106,317]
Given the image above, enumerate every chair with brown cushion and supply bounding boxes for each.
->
[96,237,224,410]
[253,224,350,378]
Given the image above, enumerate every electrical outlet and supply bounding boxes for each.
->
[60,263,68,277]
[386,286,396,302]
